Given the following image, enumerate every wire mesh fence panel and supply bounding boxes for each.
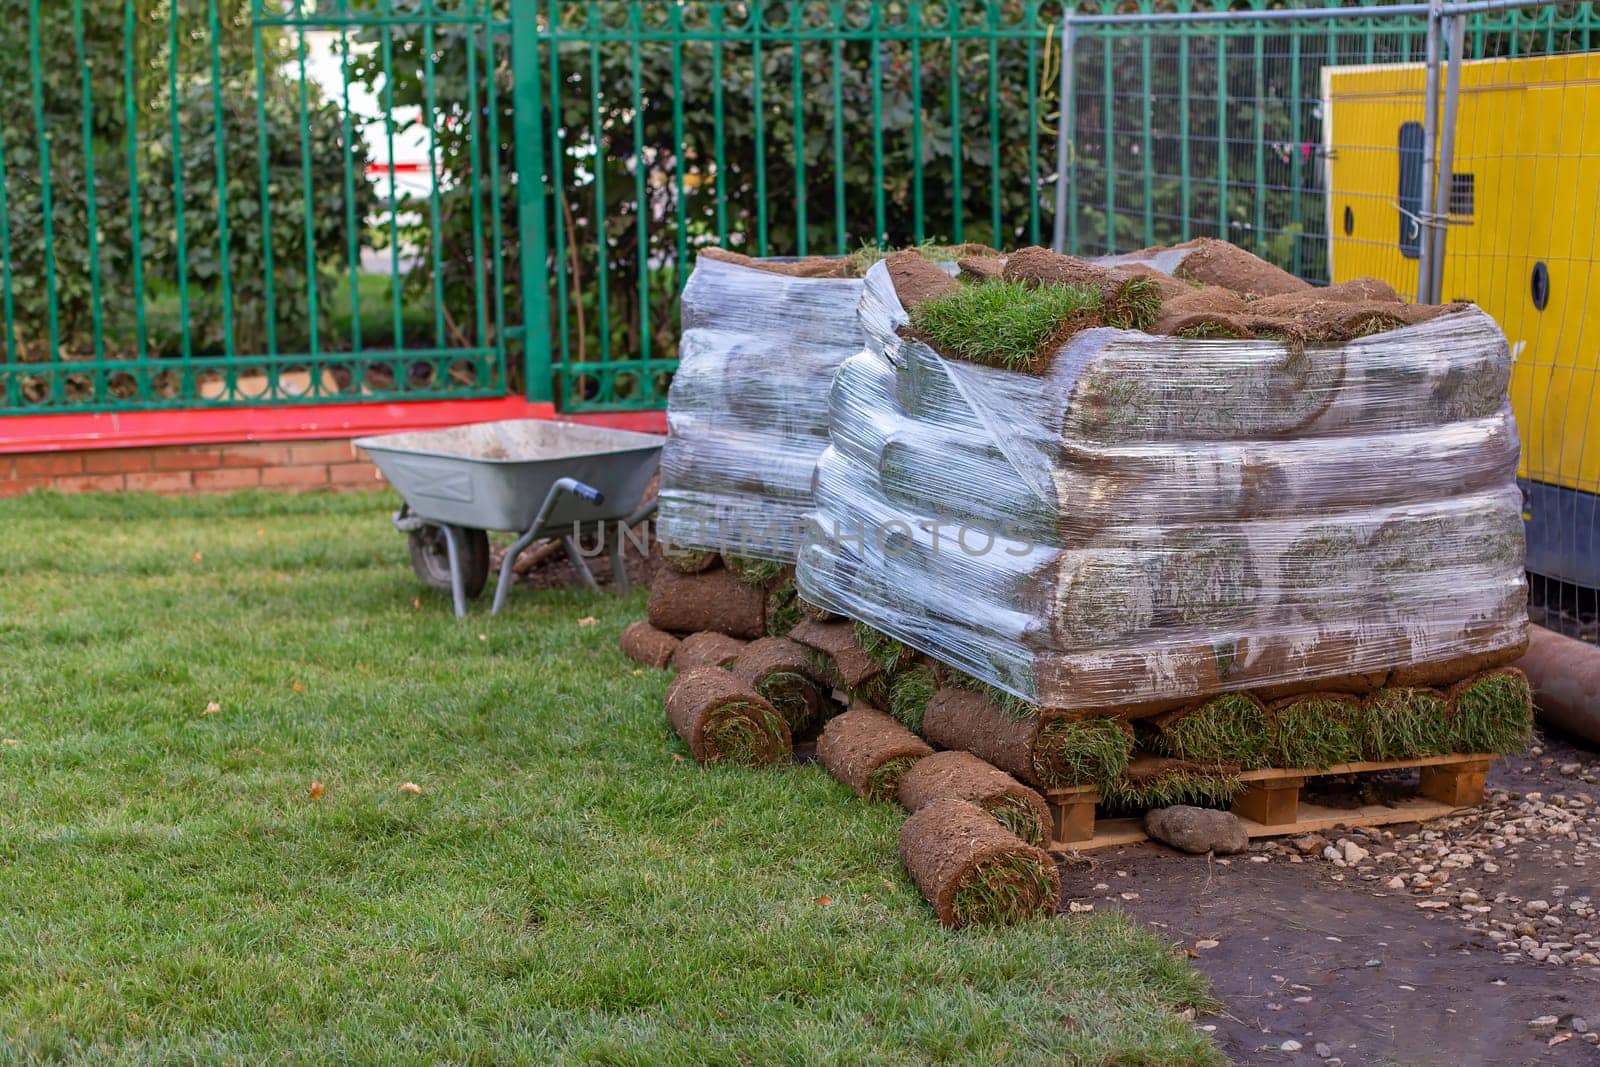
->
[1063,0,1600,642]
[0,0,511,415]
[1063,10,1436,295]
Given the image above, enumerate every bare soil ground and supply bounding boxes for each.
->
[1061,734,1600,1065]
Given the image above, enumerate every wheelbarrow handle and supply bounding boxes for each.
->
[559,477,604,506]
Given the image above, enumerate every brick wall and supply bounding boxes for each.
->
[0,439,385,498]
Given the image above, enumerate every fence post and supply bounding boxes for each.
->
[1052,10,1076,253]
[511,0,554,404]
[1417,0,1443,303]
[1430,12,1467,304]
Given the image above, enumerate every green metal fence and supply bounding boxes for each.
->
[0,0,514,415]
[4,1,1597,419]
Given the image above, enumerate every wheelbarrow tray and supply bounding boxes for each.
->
[355,418,664,533]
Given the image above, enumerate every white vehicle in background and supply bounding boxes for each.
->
[302,29,434,273]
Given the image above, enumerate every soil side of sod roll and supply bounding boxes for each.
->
[922,688,1132,789]
[789,618,884,688]
[671,631,750,670]
[898,798,1061,929]
[729,636,835,738]
[665,666,793,767]
[816,707,934,802]
[619,621,679,670]
[884,249,963,309]
[647,566,768,640]
[898,750,1052,848]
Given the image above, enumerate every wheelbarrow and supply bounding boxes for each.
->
[354,418,664,617]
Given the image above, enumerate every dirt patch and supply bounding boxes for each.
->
[1058,734,1600,1063]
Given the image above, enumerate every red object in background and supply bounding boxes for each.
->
[0,399,667,455]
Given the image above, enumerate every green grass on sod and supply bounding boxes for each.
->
[909,279,1102,371]
[0,490,1218,1063]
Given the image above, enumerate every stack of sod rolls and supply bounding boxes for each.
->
[797,244,1529,718]
[657,246,1001,563]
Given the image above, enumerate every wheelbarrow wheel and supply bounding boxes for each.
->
[408,524,490,600]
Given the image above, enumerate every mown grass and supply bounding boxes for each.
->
[0,490,1219,1064]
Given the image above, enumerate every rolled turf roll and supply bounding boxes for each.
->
[1445,667,1534,754]
[898,751,1052,848]
[1165,236,1311,297]
[1001,245,1163,330]
[884,249,962,309]
[619,621,680,670]
[1099,755,1244,810]
[1359,687,1450,761]
[646,566,767,640]
[1148,692,1272,770]
[922,688,1132,789]
[665,666,793,767]
[790,618,885,691]
[671,631,749,670]
[729,637,834,737]
[1266,692,1362,769]
[1388,639,1530,687]
[662,545,720,575]
[898,798,1061,928]
[816,707,933,801]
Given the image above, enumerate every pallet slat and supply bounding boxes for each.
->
[1045,754,1493,852]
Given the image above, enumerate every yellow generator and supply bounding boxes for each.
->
[1324,52,1600,590]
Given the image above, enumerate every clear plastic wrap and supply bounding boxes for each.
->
[796,261,1528,709]
[657,255,867,561]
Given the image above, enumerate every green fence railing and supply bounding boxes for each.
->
[3,1,1598,419]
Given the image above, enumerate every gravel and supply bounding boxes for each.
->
[1258,743,1600,972]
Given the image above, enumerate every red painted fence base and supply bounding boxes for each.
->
[0,399,668,498]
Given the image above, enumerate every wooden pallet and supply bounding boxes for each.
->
[1044,753,1494,852]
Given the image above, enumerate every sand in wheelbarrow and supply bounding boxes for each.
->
[729,636,835,738]
[816,707,933,802]
[619,621,679,670]
[899,798,1060,929]
[898,750,1052,848]
[671,631,749,670]
[665,666,792,767]
[647,567,768,640]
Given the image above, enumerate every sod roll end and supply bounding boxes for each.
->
[898,750,1052,848]
[619,621,679,670]
[729,636,835,737]
[898,798,1061,928]
[816,707,933,801]
[665,666,793,767]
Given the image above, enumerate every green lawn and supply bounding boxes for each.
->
[0,490,1218,1064]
